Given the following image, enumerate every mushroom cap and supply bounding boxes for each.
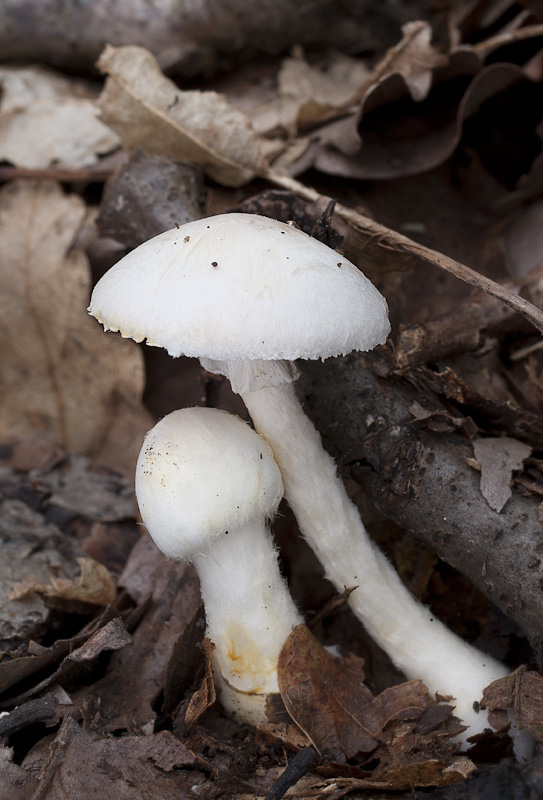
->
[135,407,283,560]
[89,213,390,361]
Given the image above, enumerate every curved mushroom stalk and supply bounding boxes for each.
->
[135,407,302,724]
[202,357,509,739]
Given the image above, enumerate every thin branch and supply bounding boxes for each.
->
[472,23,543,55]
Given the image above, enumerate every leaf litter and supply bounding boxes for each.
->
[0,179,152,476]
[3,6,543,800]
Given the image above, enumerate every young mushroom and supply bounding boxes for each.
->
[90,212,508,738]
[135,406,303,724]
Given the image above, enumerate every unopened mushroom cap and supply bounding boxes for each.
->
[89,213,390,361]
[135,407,283,560]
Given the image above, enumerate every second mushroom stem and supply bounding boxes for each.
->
[237,368,508,736]
[194,521,302,723]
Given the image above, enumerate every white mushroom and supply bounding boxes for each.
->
[90,212,508,738]
[135,406,302,724]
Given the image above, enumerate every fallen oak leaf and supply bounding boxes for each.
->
[97,44,274,188]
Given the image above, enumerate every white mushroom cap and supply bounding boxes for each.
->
[135,407,283,560]
[89,213,390,361]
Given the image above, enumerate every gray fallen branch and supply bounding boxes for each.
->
[0,0,372,73]
[298,352,543,667]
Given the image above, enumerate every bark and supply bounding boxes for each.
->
[0,0,374,74]
[298,352,543,666]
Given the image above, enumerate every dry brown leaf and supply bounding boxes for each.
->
[9,557,116,606]
[0,746,36,800]
[0,494,91,646]
[183,639,216,730]
[0,179,152,475]
[482,665,543,741]
[97,44,272,188]
[472,437,532,513]
[22,721,201,799]
[0,66,119,169]
[81,537,202,736]
[278,625,435,761]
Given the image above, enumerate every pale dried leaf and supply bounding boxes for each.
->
[0,66,119,169]
[0,66,88,110]
[380,21,449,102]
[473,437,532,512]
[250,52,370,136]
[97,44,270,187]
[0,179,152,476]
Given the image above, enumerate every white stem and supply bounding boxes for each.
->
[205,359,509,738]
[193,518,302,724]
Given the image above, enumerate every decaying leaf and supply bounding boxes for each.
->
[378,21,449,103]
[0,606,120,695]
[182,639,216,730]
[0,66,119,169]
[97,44,273,187]
[482,665,543,741]
[249,51,371,136]
[9,556,116,606]
[22,720,203,799]
[0,179,152,475]
[0,495,91,646]
[313,59,539,181]
[5,619,132,707]
[44,453,136,522]
[277,624,459,774]
[472,437,532,512]
[0,745,36,800]
[80,536,202,735]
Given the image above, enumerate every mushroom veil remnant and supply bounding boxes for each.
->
[90,212,509,738]
[135,407,302,724]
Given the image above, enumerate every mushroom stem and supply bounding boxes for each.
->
[135,407,303,725]
[193,522,302,723]
[203,357,508,738]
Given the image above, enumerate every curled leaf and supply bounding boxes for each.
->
[9,557,116,606]
[97,44,272,187]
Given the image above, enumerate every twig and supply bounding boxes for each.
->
[264,170,543,334]
[265,746,319,800]
[32,716,77,800]
[472,23,543,55]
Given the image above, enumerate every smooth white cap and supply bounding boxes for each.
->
[135,407,283,560]
[89,213,390,361]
